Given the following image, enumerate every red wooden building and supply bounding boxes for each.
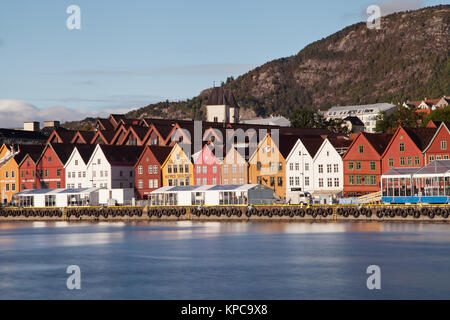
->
[35,143,74,189]
[381,126,437,171]
[423,122,450,164]
[18,145,45,191]
[342,132,393,197]
[192,144,221,186]
[134,145,172,199]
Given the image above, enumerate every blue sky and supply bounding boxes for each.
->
[0,0,446,126]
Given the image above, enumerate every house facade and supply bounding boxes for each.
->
[18,145,45,192]
[423,122,450,164]
[135,145,172,199]
[342,132,393,197]
[192,144,221,186]
[221,147,248,185]
[0,144,19,203]
[64,145,96,189]
[87,145,144,190]
[381,127,437,171]
[36,144,74,190]
[161,144,194,187]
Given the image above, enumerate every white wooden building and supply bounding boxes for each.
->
[86,144,144,189]
[64,144,96,189]
[285,137,344,204]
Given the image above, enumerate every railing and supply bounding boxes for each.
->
[357,191,382,204]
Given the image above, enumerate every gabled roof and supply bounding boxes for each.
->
[46,128,78,144]
[403,127,437,151]
[0,129,47,141]
[423,122,450,153]
[75,144,97,164]
[361,132,394,156]
[16,144,46,166]
[206,87,239,108]
[95,118,114,131]
[96,145,144,166]
[90,130,115,144]
[298,136,326,159]
[135,145,173,167]
[71,131,96,144]
[37,143,75,166]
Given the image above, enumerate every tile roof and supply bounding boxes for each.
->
[403,127,438,151]
[361,132,394,155]
[99,145,144,166]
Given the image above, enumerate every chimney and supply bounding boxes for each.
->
[23,121,40,132]
[43,121,60,128]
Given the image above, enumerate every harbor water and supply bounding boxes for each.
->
[0,221,449,299]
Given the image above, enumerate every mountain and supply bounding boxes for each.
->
[66,5,450,128]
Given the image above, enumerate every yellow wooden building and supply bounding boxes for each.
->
[161,143,194,187]
[248,133,299,200]
[0,144,20,204]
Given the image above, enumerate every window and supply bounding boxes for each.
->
[185,164,189,173]
[370,161,376,171]
[148,166,152,174]
[256,177,261,184]
[399,142,405,152]
[83,172,86,178]
[318,165,323,173]
[93,171,96,178]
[119,170,123,177]
[327,178,332,187]
[334,178,339,187]
[5,171,9,178]
[75,160,78,166]
[196,166,201,174]
[444,155,449,160]
[168,165,172,174]
[290,163,294,171]
[295,177,300,186]
[239,178,244,184]
[138,166,143,174]
[154,165,158,174]
[11,184,16,192]
[334,164,339,173]
[149,179,153,188]
[239,164,244,173]
[400,157,405,166]
[278,162,282,171]
[56,182,61,189]
[138,180,143,189]
[154,179,158,188]
[173,165,178,174]
[355,161,361,170]
[429,155,435,163]
[289,177,294,186]
[224,165,229,174]
[388,158,394,167]
[407,157,412,166]
[202,166,207,174]
[45,169,48,177]
[441,140,447,150]
[414,156,420,165]
[168,179,173,186]
[196,178,201,185]
[5,184,9,191]
[202,177,207,185]
[356,175,362,185]
[319,178,324,188]
[277,177,283,186]
[179,165,183,173]
[212,166,217,174]
[327,164,332,173]
[295,163,299,171]
[129,171,133,177]
[305,163,309,171]
[270,162,275,172]
[358,145,364,154]
[305,177,310,186]
[270,177,275,187]
[97,159,101,165]
[78,172,81,178]
[56,169,61,177]
[212,177,217,185]
[48,156,52,163]
[21,171,24,178]
[365,175,376,186]
[232,165,237,174]
[348,161,354,171]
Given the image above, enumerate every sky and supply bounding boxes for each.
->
[0,0,447,128]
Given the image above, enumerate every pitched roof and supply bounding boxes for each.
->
[0,128,47,141]
[299,136,326,158]
[15,144,45,165]
[148,145,173,165]
[98,145,144,166]
[362,132,394,155]
[206,87,239,107]
[403,127,438,151]
[96,118,114,131]
[278,135,304,159]
[49,143,76,165]
[48,128,78,143]
[75,144,97,164]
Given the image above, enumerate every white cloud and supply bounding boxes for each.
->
[0,99,104,129]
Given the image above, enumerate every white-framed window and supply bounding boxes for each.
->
[289,177,294,186]
[295,163,299,171]
[318,165,323,173]
[212,166,217,174]
[239,178,244,184]
[295,177,300,186]
[153,179,158,188]
[327,164,332,173]
[327,178,332,187]
[138,166,143,174]
[224,165,228,174]
[138,180,143,189]
[202,166,207,174]
[289,163,294,171]
[334,178,339,187]
[224,178,228,185]
[319,178,324,187]
[153,165,158,174]
[196,178,201,185]
[149,179,153,188]
[212,177,217,185]
[196,166,201,174]
[334,164,339,173]
[202,177,207,185]
[305,163,309,171]
[305,177,310,186]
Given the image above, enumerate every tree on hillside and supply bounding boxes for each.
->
[289,109,325,128]
[375,106,422,133]
[423,106,450,124]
